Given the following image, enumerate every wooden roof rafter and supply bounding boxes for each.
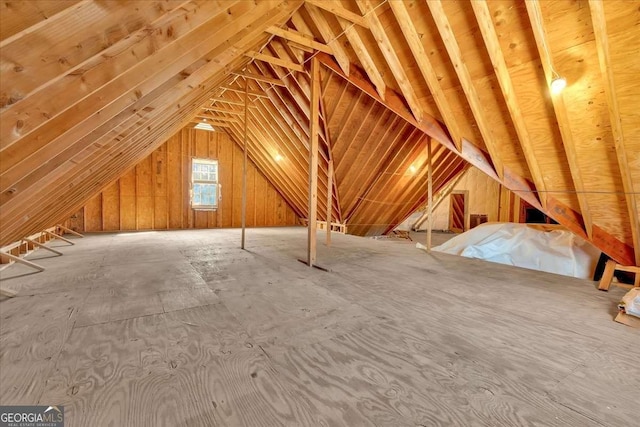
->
[525,0,593,239]
[588,0,640,266]
[387,0,463,150]
[427,0,504,180]
[355,0,424,123]
[470,0,546,209]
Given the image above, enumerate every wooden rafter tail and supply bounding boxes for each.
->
[23,238,63,256]
[44,230,74,245]
[56,224,84,237]
[524,0,592,239]
[0,251,45,272]
[588,0,640,266]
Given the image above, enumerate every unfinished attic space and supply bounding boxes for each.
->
[1,0,640,425]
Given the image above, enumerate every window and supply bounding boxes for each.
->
[191,158,219,209]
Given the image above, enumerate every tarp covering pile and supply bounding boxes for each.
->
[428,223,601,279]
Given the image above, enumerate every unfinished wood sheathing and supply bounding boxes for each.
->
[0,0,304,245]
[0,0,81,42]
[1,0,637,264]
[538,0,631,246]
[81,129,298,232]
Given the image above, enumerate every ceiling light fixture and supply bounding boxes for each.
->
[534,5,567,95]
[274,153,284,162]
[550,74,567,95]
[408,165,417,175]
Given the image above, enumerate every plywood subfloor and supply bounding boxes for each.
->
[0,227,637,426]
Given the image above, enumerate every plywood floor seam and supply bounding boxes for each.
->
[0,227,637,426]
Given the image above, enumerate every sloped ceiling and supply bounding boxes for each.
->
[1,0,638,266]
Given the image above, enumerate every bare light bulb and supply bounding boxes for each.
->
[550,77,566,94]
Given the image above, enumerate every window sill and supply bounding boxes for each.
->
[192,207,218,212]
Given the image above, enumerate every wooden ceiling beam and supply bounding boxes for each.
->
[245,50,304,72]
[525,0,593,239]
[209,97,258,107]
[0,0,275,190]
[232,72,285,87]
[589,0,639,265]
[190,120,234,128]
[0,0,304,242]
[266,25,333,54]
[470,0,546,209]
[323,1,386,100]
[220,86,269,98]
[200,107,244,115]
[195,114,240,123]
[306,0,369,28]
[1,0,187,104]
[355,0,424,122]
[0,0,250,154]
[298,4,350,75]
[427,0,504,180]
[2,38,268,240]
[0,0,82,45]
[388,0,462,151]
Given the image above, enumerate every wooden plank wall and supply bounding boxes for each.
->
[77,128,298,232]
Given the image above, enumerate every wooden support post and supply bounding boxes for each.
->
[307,56,320,266]
[44,230,75,245]
[23,238,63,256]
[0,251,45,272]
[427,138,433,252]
[326,159,333,247]
[241,77,248,250]
[56,224,84,237]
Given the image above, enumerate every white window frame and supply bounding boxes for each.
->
[190,158,220,210]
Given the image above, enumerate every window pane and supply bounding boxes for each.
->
[191,159,218,208]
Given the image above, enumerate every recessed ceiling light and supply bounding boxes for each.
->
[274,153,284,162]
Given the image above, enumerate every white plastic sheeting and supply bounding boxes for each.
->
[619,288,640,318]
[428,223,602,279]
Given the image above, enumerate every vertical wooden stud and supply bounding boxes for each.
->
[241,77,248,249]
[427,138,433,252]
[326,159,333,246]
[308,56,320,266]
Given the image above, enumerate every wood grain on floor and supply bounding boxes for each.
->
[1,227,637,426]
